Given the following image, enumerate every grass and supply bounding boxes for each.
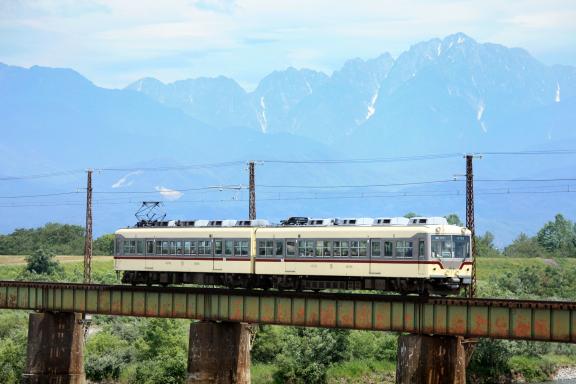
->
[0,256,115,282]
[476,257,576,281]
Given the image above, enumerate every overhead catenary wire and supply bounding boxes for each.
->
[1,187,575,208]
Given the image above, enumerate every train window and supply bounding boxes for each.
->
[225,240,233,256]
[396,241,413,258]
[136,240,144,254]
[240,240,249,256]
[453,236,470,259]
[215,240,223,256]
[258,240,265,256]
[162,241,170,255]
[184,241,192,255]
[431,235,453,258]
[234,240,249,256]
[199,240,212,256]
[383,241,393,257]
[190,241,198,256]
[123,240,132,255]
[333,241,349,257]
[115,239,122,255]
[259,240,274,256]
[299,240,315,257]
[371,240,381,257]
[350,241,359,257]
[155,241,162,255]
[275,241,284,256]
[419,240,425,257]
[359,241,368,257]
[170,241,177,255]
[146,240,154,255]
[316,241,331,257]
[286,240,296,257]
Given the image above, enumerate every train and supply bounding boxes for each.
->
[114,216,472,294]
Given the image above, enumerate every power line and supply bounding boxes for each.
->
[0,170,84,181]
[1,188,575,208]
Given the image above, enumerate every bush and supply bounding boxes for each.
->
[467,339,511,383]
[273,328,349,384]
[25,248,63,275]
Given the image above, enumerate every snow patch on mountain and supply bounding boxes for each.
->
[257,96,268,133]
[112,171,142,188]
[365,87,380,120]
[476,101,485,121]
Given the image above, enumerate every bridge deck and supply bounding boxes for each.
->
[1,281,575,343]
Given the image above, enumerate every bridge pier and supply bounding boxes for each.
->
[396,334,466,384]
[187,321,251,384]
[21,312,85,384]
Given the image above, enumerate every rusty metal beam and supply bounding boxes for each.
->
[0,281,575,343]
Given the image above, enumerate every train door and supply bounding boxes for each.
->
[417,237,427,276]
[284,239,296,273]
[145,238,155,272]
[212,238,223,271]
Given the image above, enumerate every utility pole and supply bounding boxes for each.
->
[83,169,93,284]
[466,154,479,298]
[249,161,256,220]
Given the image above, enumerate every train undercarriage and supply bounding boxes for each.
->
[121,271,462,295]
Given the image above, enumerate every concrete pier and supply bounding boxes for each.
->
[396,334,466,384]
[21,312,85,384]
[187,322,251,384]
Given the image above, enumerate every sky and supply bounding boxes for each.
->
[1,0,575,90]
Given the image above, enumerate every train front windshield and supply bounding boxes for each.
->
[431,235,470,259]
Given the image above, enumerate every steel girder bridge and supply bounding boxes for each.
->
[1,280,574,343]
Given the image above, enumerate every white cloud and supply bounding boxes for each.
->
[155,186,183,200]
[111,171,143,188]
[2,0,575,88]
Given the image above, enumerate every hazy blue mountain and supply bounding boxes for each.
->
[1,33,575,245]
[126,76,258,130]
[251,67,329,133]
[350,33,576,154]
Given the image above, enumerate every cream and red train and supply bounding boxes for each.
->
[114,216,472,294]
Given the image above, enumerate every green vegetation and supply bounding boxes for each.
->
[1,213,576,383]
[0,223,114,256]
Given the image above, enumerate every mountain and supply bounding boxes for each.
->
[1,33,575,245]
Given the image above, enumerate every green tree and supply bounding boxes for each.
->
[94,234,115,255]
[444,214,463,226]
[536,214,576,257]
[475,232,501,258]
[25,248,63,275]
[274,328,349,384]
[467,339,511,383]
[403,212,419,219]
[503,233,548,258]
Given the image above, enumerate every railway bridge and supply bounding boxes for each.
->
[1,280,575,383]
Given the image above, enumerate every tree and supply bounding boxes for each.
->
[273,328,349,384]
[476,232,501,258]
[25,248,63,275]
[536,214,576,256]
[94,234,115,255]
[403,212,419,219]
[444,214,463,226]
[503,233,548,258]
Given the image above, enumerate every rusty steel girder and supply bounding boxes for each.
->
[0,281,575,343]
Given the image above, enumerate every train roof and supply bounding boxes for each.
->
[117,216,470,236]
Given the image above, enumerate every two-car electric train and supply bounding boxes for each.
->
[114,216,472,294]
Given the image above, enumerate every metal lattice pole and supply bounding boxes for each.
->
[249,161,256,220]
[84,169,93,284]
[466,155,477,298]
